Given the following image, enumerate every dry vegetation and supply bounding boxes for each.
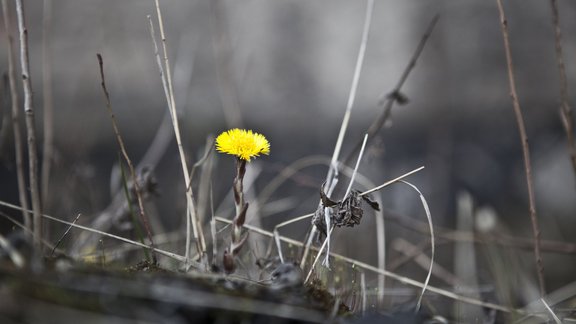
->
[1,1,576,323]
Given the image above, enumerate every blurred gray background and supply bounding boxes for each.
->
[1,0,576,295]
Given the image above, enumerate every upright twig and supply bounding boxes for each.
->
[15,0,43,253]
[549,0,576,179]
[41,0,54,207]
[97,54,157,263]
[495,0,545,296]
[150,1,207,265]
[1,0,31,234]
[325,0,374,187]
[344,15,439,166]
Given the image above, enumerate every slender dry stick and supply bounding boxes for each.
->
[50,213,81,256]
[1,0,30,233]
[541,298,562,324]
[0,209,56,251]
[41,0,54,207]
[344,15,439,166]
[15,0,43,253]
[325,0,374,186]
[495,0,545,296]
[97,53,157,263]
[360,166,425,196]
[150,2,207,264]
[549,0,576,178]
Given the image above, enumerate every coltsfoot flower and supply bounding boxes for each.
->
[215,128,270,161]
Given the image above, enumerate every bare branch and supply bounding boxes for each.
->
[97,53,157,263]
[549,0,576,179]
[1,0,31,234]
[495,0,545,296]
[15,0,43,253]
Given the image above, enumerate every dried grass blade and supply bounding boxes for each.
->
[399,180,434,312]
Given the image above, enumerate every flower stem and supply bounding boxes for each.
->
[234,158,246,213]
[224,158,249,273]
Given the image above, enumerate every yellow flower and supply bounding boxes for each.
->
[215,128,270,161]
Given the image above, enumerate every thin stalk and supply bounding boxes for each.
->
[325,0,374,186]
[15,0,43,253]
[118,156,150,261]
[50,213,81,256]
[495,0,545,296]
[1,0,30,234]
[399,180,434,312]
[149,3,207,264]
[549,0,576,179]
[97,54,157,263]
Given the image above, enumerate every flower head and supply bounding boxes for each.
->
[215,128,270,161]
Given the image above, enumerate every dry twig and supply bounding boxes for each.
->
[495,0,545,295]
[549,0,576,179]
[97,54,157,263]
[149,1,207,265]
[15,0,43,253]
[1,0,31,233]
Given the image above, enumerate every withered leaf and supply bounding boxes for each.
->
[319,183,338,207]
[361,194,380,211]
[387,90,409,105]
[223,248,235,274]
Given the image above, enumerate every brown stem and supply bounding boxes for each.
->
[15,0,43,254]
[233,158,246,210]
[97,54,157,264]
[224,158,248,273]
[1,0,31,234]
[549,0,576,179]
[495,0,545,296]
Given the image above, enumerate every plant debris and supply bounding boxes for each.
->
[312,187,380,237]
